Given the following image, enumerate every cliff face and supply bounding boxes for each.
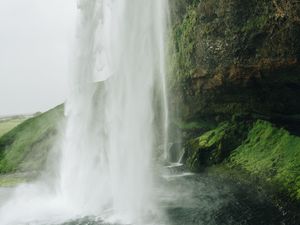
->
[170,0,300,204]
[170,0,300,126]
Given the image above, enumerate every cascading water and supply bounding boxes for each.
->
[0,1,295,225]
[0,0,169,224]
[59,0,170,221]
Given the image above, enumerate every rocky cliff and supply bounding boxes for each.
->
[170,0,300,129]
[169,0,300,204]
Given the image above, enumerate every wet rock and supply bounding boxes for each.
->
[184,120,251,171]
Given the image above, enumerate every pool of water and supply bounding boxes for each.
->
[0,168,295,225]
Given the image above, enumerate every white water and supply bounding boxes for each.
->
[0,0,169,224]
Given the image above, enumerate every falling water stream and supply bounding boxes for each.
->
[0,0,169,224]
[0,1,294,225]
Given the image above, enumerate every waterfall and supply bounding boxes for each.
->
[59,0,169,221]
[0,0,169,224]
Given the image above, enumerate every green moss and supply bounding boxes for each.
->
[0,105,64,173]
[171,6,198,85]
[183,119,300,201]
[174,118,215,131]
[229,120,300,200]
[185,120,251,171]
[241,14,269,33]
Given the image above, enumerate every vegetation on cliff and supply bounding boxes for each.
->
[229,120,300,200]
[170,0,300,204]
[184,119,251,171]
[170,0,300,121]
[183,119,300,201]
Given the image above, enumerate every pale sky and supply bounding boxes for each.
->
[0,0,77,116]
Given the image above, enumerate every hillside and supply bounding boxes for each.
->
[0,105,64,174]
[0,117,29,137]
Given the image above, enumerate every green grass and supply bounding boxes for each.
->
[0,174,26,187]
[184,120,250,171]
[229,120,300,200]
[184,119,300,201]
[0,118,27,137]
[171,5,198,86]
[0,105,64,174]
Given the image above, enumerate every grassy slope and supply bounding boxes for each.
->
[229,121,300,200]
[185,120,300,201]
[0,105,64,174]
[0,118,27,137]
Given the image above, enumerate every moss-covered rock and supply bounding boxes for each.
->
[184,119,300,201]
[184,120,251,171]
[169,0,300,126]
[229,120,300,200]
[170,0,300,202]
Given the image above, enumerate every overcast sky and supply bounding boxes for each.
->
[0,0,77,116]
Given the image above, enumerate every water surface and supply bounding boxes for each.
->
[0,169,288,225]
